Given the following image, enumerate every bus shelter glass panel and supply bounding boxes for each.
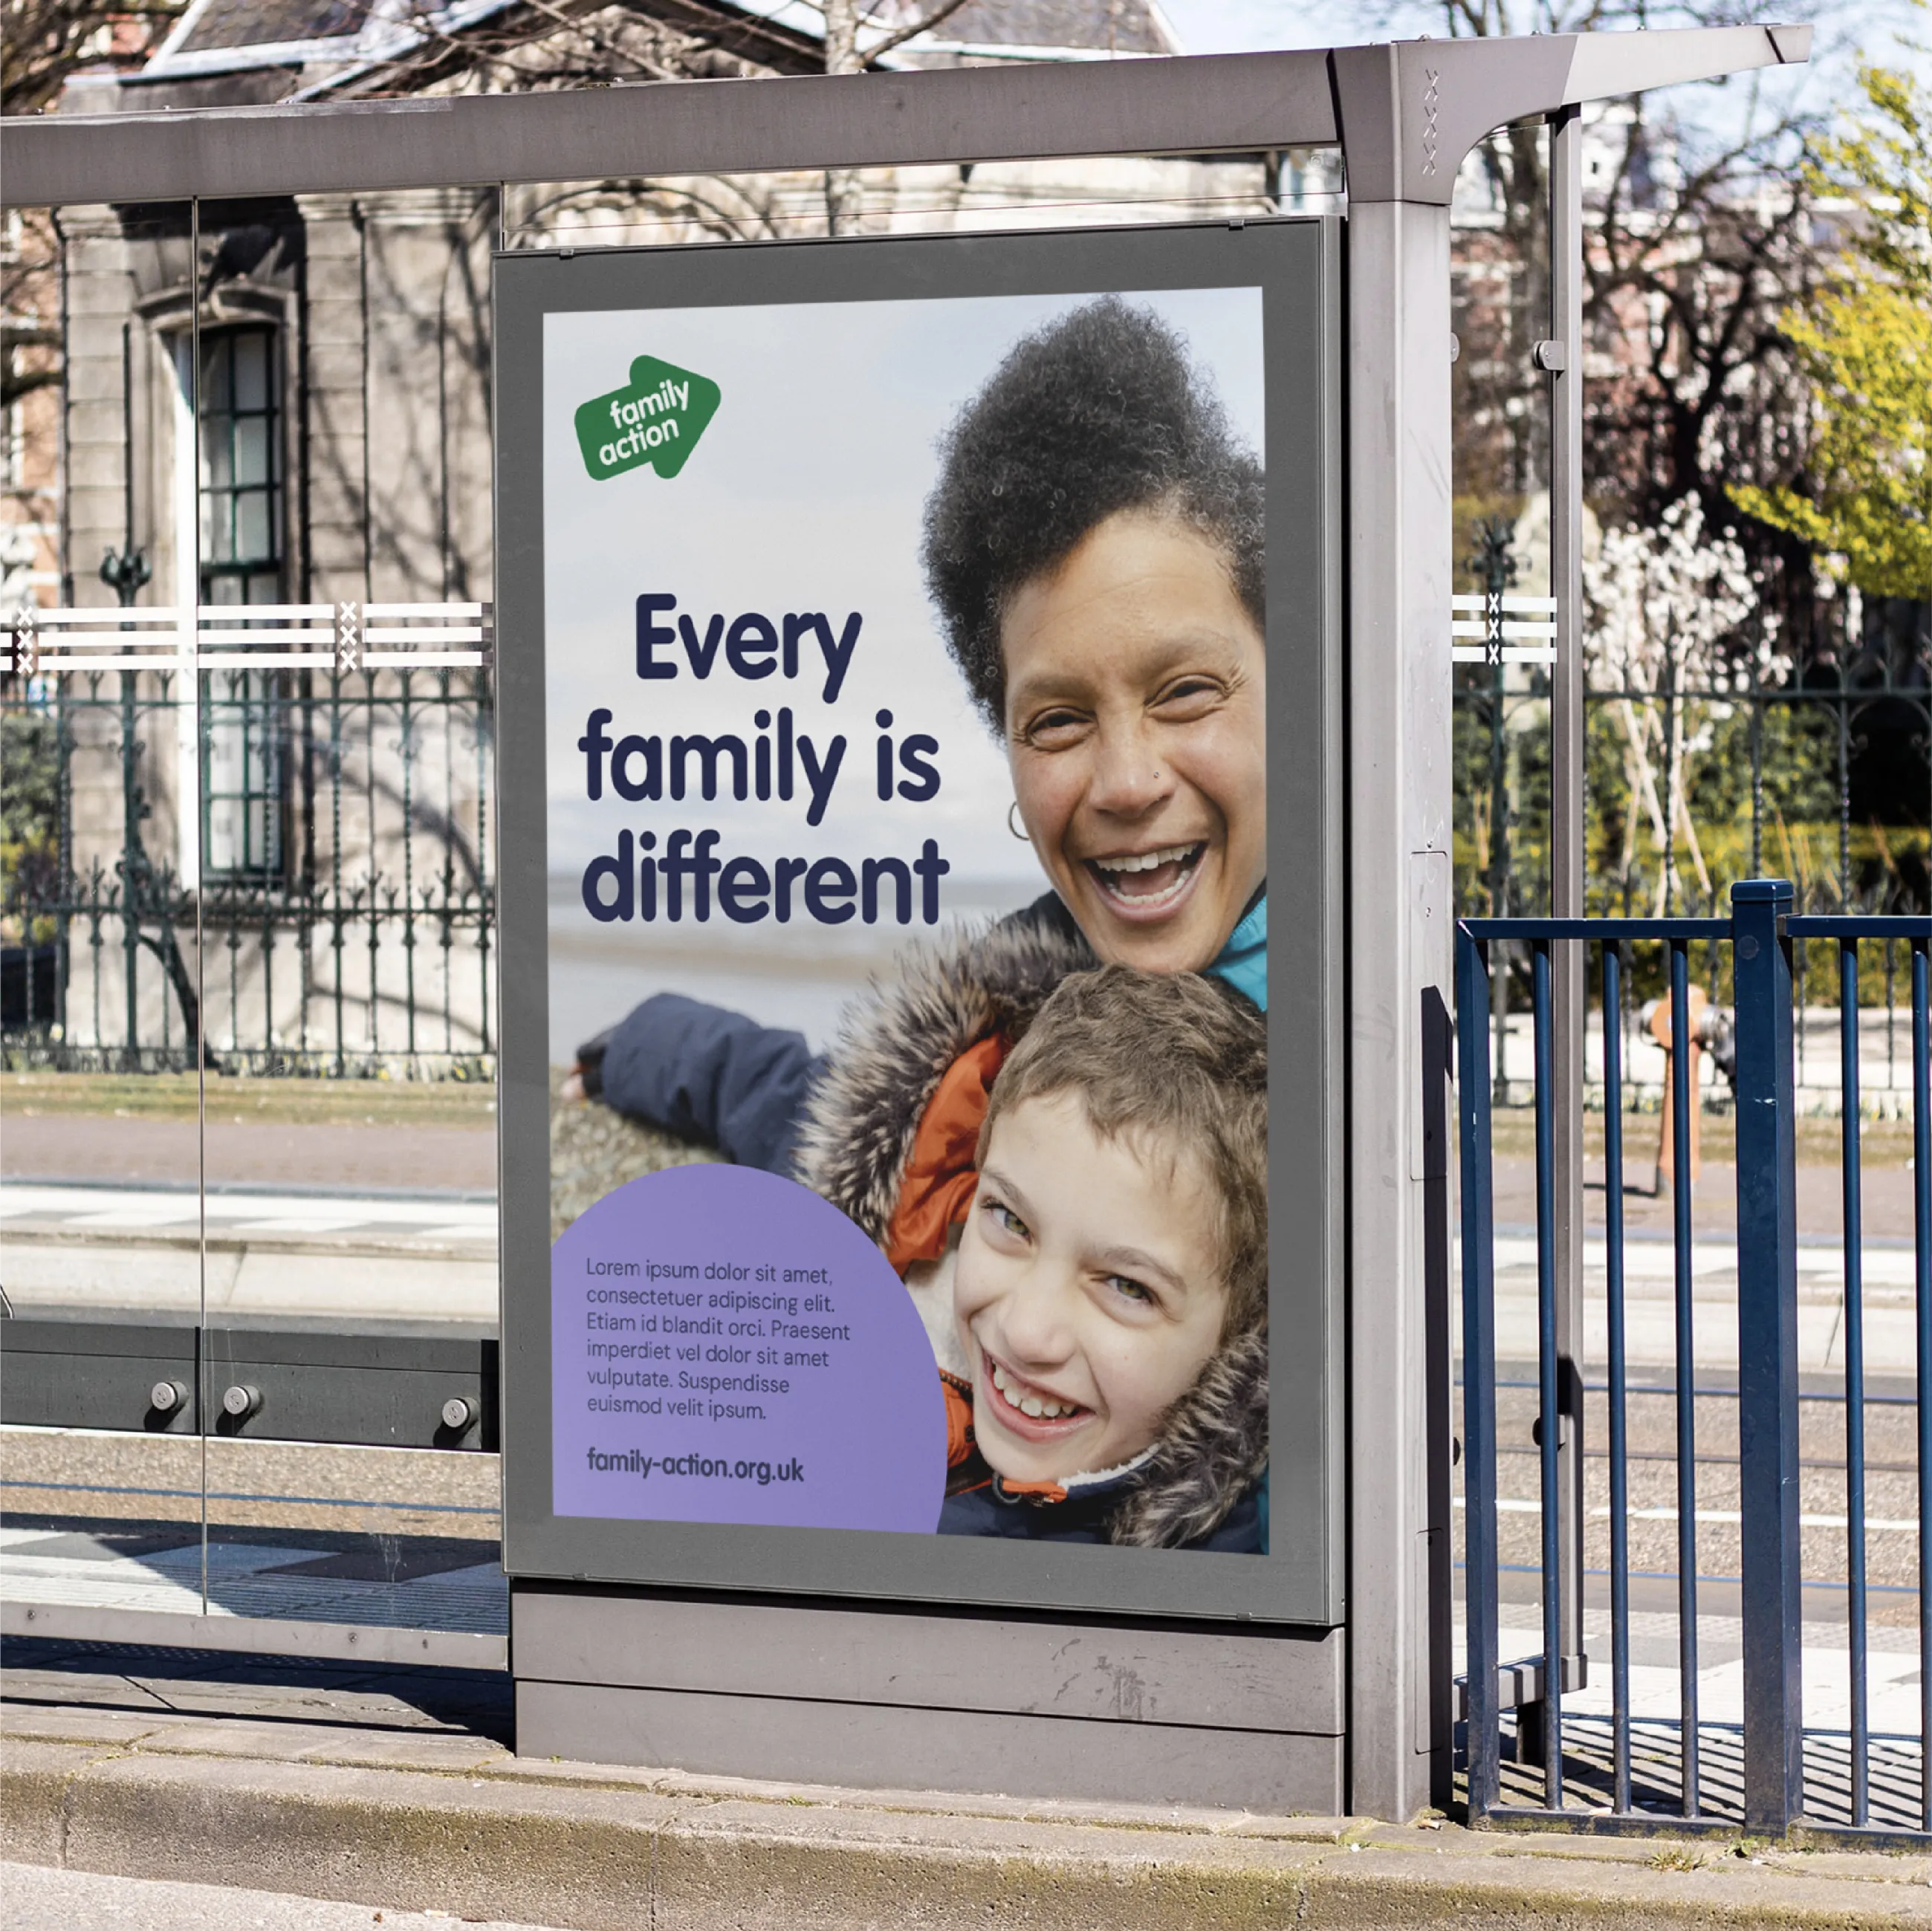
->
[1,201,213,1621]
[186,192,502,1640]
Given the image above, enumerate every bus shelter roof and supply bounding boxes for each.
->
[1,24,1809,210]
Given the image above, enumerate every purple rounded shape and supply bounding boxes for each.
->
[551,1163,947,1534]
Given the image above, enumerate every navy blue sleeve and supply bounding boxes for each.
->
[591,993,826,1177]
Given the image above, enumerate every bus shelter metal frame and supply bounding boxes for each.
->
[1,22,1810,1822]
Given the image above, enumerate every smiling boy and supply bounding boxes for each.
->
[938,964,1268,1551]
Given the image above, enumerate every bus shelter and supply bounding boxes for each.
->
[1,22,1809,1821]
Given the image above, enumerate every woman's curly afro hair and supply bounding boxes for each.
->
[921,296,1264,733]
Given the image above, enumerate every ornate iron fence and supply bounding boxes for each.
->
[1453,526,1932,1109]
[1456,586,1932,929]
[1,603,493,1077]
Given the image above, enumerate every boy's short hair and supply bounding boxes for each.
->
[978,966,1267,1337]
[921,297,1265,734]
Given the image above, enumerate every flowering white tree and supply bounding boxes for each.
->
[1583,495,1779,913]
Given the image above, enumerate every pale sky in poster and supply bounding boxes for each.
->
[542,285,1265,886]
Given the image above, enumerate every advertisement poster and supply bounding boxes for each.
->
[539,269,1277,1562]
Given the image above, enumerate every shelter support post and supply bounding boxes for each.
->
[1522,98,1591,1766]
[1342,189,1456,1821]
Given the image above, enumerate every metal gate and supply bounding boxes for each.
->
[1459,880,1932,1841]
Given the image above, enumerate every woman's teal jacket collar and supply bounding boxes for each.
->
[1208,893,1266,1010]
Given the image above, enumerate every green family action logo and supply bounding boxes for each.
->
[575,355,721,482]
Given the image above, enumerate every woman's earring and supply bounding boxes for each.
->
[1008,802,1030,842]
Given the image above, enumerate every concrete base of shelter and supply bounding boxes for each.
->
[516,1678,1346,1815]
[509,1580,1346,1813]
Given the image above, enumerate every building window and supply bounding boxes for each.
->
[198,326,282,606]
[195,325,287,883]
[203,659,287,883]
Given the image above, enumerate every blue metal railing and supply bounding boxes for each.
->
[1457,882,1932,1840]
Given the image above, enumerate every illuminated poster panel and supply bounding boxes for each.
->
[497,221,1340,1621]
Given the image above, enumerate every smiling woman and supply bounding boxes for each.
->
[921,297,1267,979]
[1000,512,1265,975]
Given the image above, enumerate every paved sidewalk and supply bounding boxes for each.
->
[7,1641,1932,1928]
[1492,1155,1928,1244]
[0,1862,566,1931]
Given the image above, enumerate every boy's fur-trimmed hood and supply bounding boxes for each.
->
[794,900,1090,1244]
[794,900,1268,1551]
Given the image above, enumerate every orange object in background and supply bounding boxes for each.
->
[1648,985,1708,1189]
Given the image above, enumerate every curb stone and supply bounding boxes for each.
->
[7,1707,1932,1928]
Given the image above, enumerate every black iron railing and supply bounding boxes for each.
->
[3,604,493,1077]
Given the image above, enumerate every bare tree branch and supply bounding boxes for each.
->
[858,0,979,62]
[1,0,186,116]
[0,366,62,409]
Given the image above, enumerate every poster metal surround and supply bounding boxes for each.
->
[495,215,1342,1624]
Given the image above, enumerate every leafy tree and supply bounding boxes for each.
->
[1732,280,1932,595]
[1732,62,1932,597]
[1815,59,1932,291]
